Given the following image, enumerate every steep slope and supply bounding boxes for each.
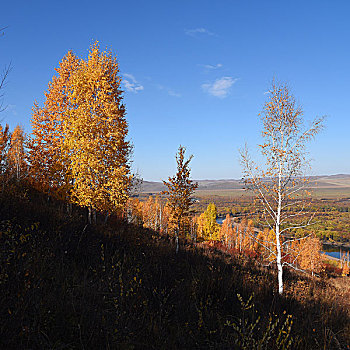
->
[0,188,349,349]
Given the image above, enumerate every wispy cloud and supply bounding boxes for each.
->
[185,27,215,37]
[168,90,181,97]
[123,73,144,93]
[202,77,238,98]
[157,84,181,98]
[200,63,223,70]
[6,104,17,116]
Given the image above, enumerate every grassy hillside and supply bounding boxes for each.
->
[0,186,349,349]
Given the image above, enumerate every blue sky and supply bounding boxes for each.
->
[1,0,350,181]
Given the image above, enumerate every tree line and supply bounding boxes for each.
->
[1,43,132,224]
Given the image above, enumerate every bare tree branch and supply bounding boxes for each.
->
[0,64,11,113]
[0,26,11,114]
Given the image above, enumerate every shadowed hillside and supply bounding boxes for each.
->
[0,186,349,349]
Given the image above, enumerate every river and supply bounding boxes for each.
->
[322,244,350,260]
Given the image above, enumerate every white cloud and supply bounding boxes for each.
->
[185,27,215,37]
[201,63,223,70]
[202,77,238,98]
[123,73,144,93]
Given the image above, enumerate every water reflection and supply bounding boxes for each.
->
[322,244,350,260]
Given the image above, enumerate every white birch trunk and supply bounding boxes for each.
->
[276,166,283,295]
[159,205,162,232]
[275,225,283,294]
[88,207,92,224]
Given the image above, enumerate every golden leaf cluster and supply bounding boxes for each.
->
[28,42,132,215]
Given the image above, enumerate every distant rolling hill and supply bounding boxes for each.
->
[140,179,244,193]
[310,174,350,188]
[140,175,350,198]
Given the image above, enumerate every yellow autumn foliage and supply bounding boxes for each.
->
[63,42,132,214]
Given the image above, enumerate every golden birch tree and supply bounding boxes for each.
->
[342,253,350,276]
[190,215,198,242]
[240,81,324,294]
[290,234,323,276]
[238,218,255,253]
[199,203,220,241]
[162,146,198,252]
[220,214,234,248]
[7,125,27,181]
[196,212,206,241]
[255,228,277,263]
[205,203,221,240]
[64,42,132,222]
[27,51,80,198]
[0,123,10,187]
[142,196,157,230]
[127,198,143,226]
[140,195,169,233]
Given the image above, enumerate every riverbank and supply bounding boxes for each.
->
[323,240,350,249]
[323,253,340,262]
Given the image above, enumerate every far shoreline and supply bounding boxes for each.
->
[323,241,350,250]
